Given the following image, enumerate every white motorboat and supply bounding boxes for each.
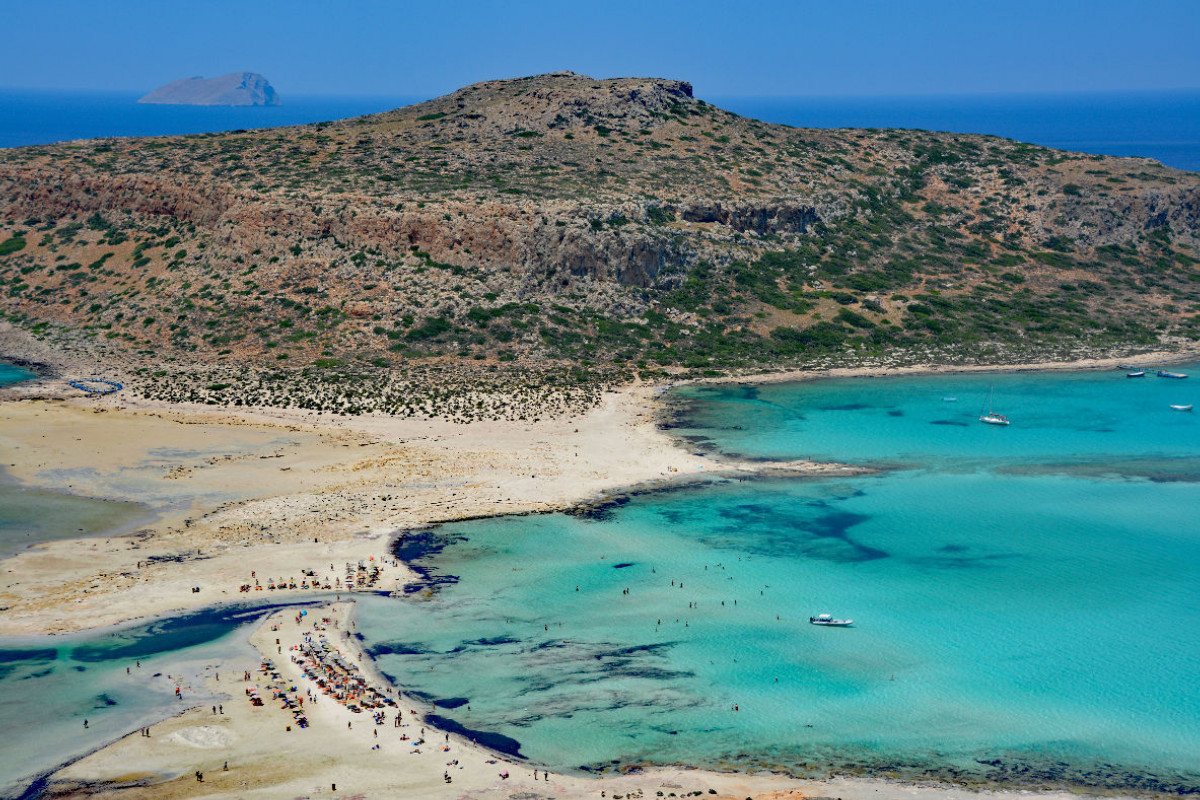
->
[1170,404,1193,412]
[809,613,854,627]
[1127,371,1146,378]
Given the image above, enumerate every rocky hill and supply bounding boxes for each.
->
[2,71,1199,417]
[138,72,280,106]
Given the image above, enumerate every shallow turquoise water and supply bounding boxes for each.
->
[0,605,272,797]
[357,364,1200,790]
[0,362,33,387]
[670,365,1200,475]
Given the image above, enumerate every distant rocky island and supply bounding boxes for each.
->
[138,72,280,106]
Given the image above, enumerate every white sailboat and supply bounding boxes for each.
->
[979,386,1010,426]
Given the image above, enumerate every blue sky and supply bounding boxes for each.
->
[4,0,1198,98]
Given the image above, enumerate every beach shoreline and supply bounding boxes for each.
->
[682,344,1200,388]
[4,346,1198,798]
[31,599,1164,800]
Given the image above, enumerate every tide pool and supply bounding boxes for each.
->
[0,362,32,387]
[356,364,1200,791]
[0,472,152,560]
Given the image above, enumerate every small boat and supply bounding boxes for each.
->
[1157,371,1188,379]
[942,396,957,402]
[979,386,1010,426]
[1127,371,1145,378]
[1170,404,1193,412]
[810,614,853,627]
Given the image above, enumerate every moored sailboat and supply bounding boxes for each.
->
[979,386,1010,426]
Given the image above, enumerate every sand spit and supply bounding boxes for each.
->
[0,380,822,635]
[3,354,1180,800]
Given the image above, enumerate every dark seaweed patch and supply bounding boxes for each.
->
[569,494,630,522]
[464,635,521,647]
[432,697,469,709]
[366,641,432,657]
[425,714,524,758]
[390,529,466,593]
[707,504,886,563]
[930,420,969,427]
[71,605,273,663]
[0,648,57,665]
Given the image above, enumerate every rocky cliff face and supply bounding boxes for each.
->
[138,72,280,106]
[2,72,1200,394]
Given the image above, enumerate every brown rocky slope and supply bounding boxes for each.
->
[1,72,1199,417]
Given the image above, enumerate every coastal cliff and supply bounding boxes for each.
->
[2,71,1199,415]
[138,72,280,106]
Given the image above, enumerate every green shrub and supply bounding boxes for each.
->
[0,235,26,256]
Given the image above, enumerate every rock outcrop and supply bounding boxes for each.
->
[138,72,280,106]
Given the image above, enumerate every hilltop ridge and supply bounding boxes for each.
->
[1,71,1199,417]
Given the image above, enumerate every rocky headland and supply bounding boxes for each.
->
[2,71,1199,417]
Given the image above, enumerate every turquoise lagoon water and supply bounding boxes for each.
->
[355,365,1200,790]
[0,605,274,797]
[0,363,33,386]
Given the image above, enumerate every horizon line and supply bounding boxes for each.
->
[2,84,1200,102]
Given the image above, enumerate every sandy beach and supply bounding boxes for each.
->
[2,354,1176,799]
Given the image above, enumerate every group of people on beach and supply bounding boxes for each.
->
[238,560,388,593]
[279,612,395,713]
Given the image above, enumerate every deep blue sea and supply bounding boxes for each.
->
[353,365,1200,791]
[0,90,423,149]
[714,89,1200,173]
[0,87,1196,173]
